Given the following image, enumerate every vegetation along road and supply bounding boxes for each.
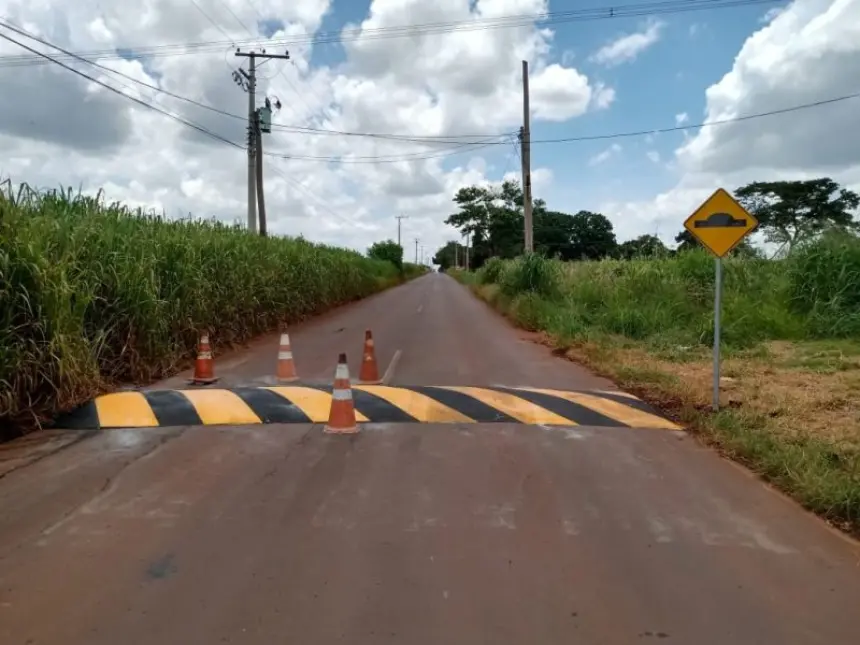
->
[1,179,860,644]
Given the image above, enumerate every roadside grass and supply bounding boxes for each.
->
[0,181,424,435]
[452,244,860,534]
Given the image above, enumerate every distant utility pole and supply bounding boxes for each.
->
[520,59,533,253]
[465,234,470,271]
[396,215,409,250]
[414,238,419,264]
[234,48,291,233]
[455,243,459,269]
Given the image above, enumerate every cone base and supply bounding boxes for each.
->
[324,424,359,434]
[358,378,382,385]
[188,376,219,385]
[277,375,299,383]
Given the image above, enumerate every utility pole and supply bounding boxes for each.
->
[396,215,409,250]
[465,234,470,271]
[414,238,419,264]
[234,48,290,233]
[455,243,459,269]
[255,110,266,236]
[521,60,533,253]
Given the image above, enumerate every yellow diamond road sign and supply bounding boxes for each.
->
[684,188,758,258]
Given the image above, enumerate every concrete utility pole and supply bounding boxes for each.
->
[521,60,533,253]
[396,215,409,250]
[255,111,266,236]
[414,238,419,264]
[455,243,459,269]
[234,49,290,233]
[465,234,470,271]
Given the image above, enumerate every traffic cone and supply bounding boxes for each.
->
[358,329,381,384]
[189,332,218,385]
[324,353,358,434]
[276,331,298,382]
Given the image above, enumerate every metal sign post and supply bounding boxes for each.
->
[712,258,722,411]
[683,188,758,413]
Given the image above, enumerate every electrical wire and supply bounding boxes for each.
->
[0,19,511,145]
[189,0,236,44]
[0,0,781,68]
[0,29,246,151]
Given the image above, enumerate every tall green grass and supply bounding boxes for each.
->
[474,237,860,349]
[0,182,410,434]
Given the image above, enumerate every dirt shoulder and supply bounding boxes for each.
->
[465,281,860,536]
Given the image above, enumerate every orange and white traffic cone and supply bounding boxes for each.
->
[324,353,358,434]
[358,329,381,384]
[276,331,298,382]
[189,332,218,385]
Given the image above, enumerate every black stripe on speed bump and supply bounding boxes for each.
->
[406,386,518,423]
[56,401,101,430]
[352,389,417,423]
[232,387,311,423]
[307,385,418,423]
[496,388,628,427]
[143,390,202,428]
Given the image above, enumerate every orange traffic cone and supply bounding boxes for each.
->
[358,329,381,384]
[189,332,218,385]
[324,353,358,434]
[276,331,298,382]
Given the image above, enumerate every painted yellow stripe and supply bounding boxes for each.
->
[180,389,261,425]
[94,391,159,428]
[522,387,680,430]
[265,386,369,423]
[440,386,576,426]
[355,385,474,423]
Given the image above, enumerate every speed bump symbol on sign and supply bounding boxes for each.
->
[684,188,758,258]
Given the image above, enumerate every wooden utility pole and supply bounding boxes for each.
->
[521,60,533,253]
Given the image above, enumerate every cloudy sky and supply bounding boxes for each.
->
[0,0,858,261]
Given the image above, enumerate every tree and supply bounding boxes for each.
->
[618,234,668,259]
[674,229,699,252]
[568,210,617,259]
[368,239,403,270]
[432,241,466,271]
[735,178,860,255]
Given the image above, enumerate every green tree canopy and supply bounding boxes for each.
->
[734,178,859,255]
[445,180,616,266]
[618,234,668,259]
[432,241,467,271]
[367,239,403,270]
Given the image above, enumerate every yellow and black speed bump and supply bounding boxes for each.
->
[56,385,680,431]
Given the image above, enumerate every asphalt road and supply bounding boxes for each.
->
[1,272,858,644]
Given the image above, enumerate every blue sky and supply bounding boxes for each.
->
[307,0,784,222]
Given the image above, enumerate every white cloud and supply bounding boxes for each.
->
[590,20,664,67]
[646,151,661,163]
[0,0,610,258]
[675,112,689,125]
[588,143,622,166]
[602,0,860,243]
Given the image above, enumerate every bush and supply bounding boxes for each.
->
[499,253,561,299]
[787,231,860,337]
[0,182,408,434]
[478,257,505,284]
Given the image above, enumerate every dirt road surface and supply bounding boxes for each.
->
[1,273,858,644]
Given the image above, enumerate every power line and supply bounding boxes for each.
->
[0,0,780,68]
[526,91,860,145]
[189,0,236,44]
[0,20,510,145]
[0,29,245,151]
[265,140,503,164]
